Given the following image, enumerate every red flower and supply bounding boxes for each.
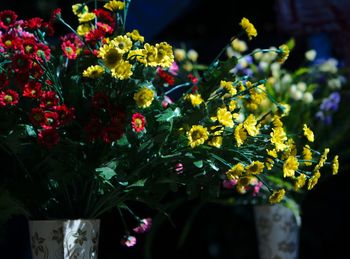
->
[61,40,78,60]
[0,10,18,30]
[23,81,42,98]
[38,128,60,148]
[0,34,22,50]
[24,17,43,30]
[85,28,105,44]
[53,104,75,125]
[42,111,60,129]
[131,113,146,133]
[97,22,113,34]
[94,9,114,27]
[0,89,19,107]
[50,8,62,23]
[22,37,38,57]
[29,107,46,126]
[120,235,137,247]
[40,91,59,108]
[11,53,32,73]
[35,43,51,61]
[157,68,175,86]
[188,73,198,85]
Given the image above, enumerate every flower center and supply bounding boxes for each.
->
[4,94,13,103]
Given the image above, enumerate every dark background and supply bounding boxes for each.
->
[1,0,349,258]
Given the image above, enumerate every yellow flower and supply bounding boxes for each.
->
[111,35,133,53]
[185,93,203,107]
[245,161,264,175]
[128,49,144,61]
[226,163,245,180]
[265,149,277,170]
[155,42,174,68]
[187,49,198,62]
[229,100,237,112]
[111,60,133,80]
[231,39,247,53]
[78,12,96,23]
[187,125,209,148]
[98,44,122,69]
[237,175,255,188]
[314,148,330,171]
[174,48,186,61]
[220,80,237,95]
[332,155,339,175]
[303,124,314,142]
[240,17,257,40]
[272,115,283,128]
[294,174,307,190]
[77,23,92,36]
[243,114,259,136]
[140,43,158,67]
[208,136,223,148]
[126,29,144,43]
[270,127,287,151]
[133,87,154,108]
[234,124,247,147]
[268,189,285,204]
[283,156,299,178]
[83,65,105,79]
[104,0,125,11]
[277,44,290,64]
[72,4,88,16]
[217,107,234,128]
[303,145,312,166]
[307,171,321,190]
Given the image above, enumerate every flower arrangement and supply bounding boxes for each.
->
[0,0,339,246]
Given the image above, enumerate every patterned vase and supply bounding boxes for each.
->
[254,204,300,259]
[28,219,100,259]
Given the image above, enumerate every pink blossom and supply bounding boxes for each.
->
[161,96,173,108]
[120,235,137,247]
[175,163,184,174]
[168,62,179,75]
[252,181,263,196]
[222,179,237,189]
[133,218,152,233]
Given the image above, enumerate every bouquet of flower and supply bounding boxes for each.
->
[0,1,339,246]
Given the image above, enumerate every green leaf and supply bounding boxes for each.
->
[128,179,147,188]
[23,124,37,137]
[285,38,295,51]
[95,167,116,181]
[156,107,181,122]
[193,160,203,168]
[115,134,129,146]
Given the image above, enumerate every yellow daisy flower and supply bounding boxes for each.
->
[243,114,259,136]
[133,87,154,108]
[294,174,307,190]
[234,123,247,147]
[185,93,203,107]
[240,17,257,40]
[111,60,133,80]
[226,163,245,180]
[303,145,312,166]
[98,44,122,69]
[268,189,285,204]
[217,107,234,128]
[245,161,264,175]
[78,12,96,23]
[111,35,133,53]
[208,136,223,148]
[332,155,339,175]
[104,0,125,11]
[303,124,314,142]
[277,44,290,64]
[126,29,144,43]
[283,156,299,178]
[82,65,104,79]
[187,125,209,148]
[307,171,321,190]
[270,127,287,151]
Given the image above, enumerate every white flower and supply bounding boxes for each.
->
[281,74,292,84]
[328,78,342,89]
[174,48,186,61]
[302,92,314,103]
[290,85,302,100]
[297,82,307,92]
[319,58,338,73]
[271,62,281,77]
[305,50,316,61]
[253,49,262,60]
[187,49,198,62]
[259,61,269,71]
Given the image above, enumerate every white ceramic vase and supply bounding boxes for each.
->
[28,219,100,259]
[254,204,300,259]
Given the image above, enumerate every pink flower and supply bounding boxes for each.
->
[174,163,184,174]
[161,96,173,108]
[168,62,179,75]
[120,235,137,247]
[252,181,263,196]
[133,218,152,233]
[222,179,237,189]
